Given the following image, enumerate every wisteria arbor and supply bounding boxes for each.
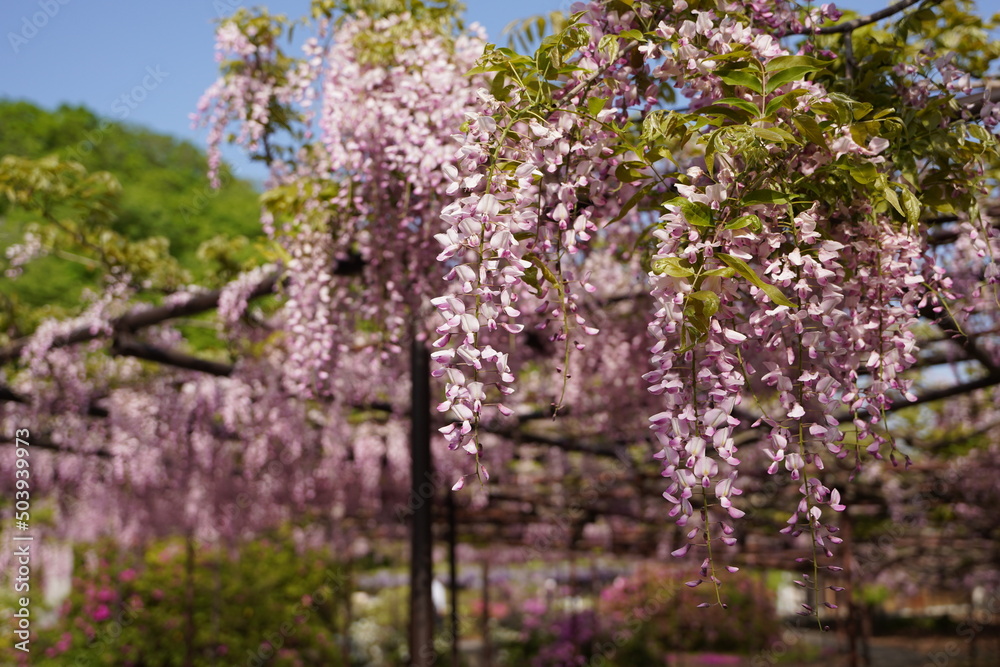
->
[3,0,1000,664]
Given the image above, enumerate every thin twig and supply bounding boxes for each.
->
[795,0,942,35]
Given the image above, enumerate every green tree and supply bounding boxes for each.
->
[0,100,264,337]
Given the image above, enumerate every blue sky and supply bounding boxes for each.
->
[0,0,568,180]
[2,0,1000,182]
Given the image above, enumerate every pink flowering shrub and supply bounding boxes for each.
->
[8,537,348,667]
[497,565,778,665]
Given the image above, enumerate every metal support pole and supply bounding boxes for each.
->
[481,559,492,667]
[448,490,460,666]
[409,338,435,667]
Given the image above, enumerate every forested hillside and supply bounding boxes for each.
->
[0,100,262,336]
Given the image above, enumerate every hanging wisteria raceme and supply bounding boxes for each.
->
[433,2,672,475]
[192,9,319,188]
[429,0,1000,605]
[196,8,492,399]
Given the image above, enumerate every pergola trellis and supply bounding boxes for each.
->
[4,24,1000,655]
[3,213,1000,665]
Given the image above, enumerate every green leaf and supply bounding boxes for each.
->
[615,163,644,183]
[883,187,904,218]
[466,64,506,75]
[969,124,994,144]
[522,264,541,294]
[642,109,689,142]
[764,55,829,73]
[921,184,955,213]
[490,70,509,101]
[609,186,648,224]
[680,199,713,227]
[725,214,762,231]
[717,253,795,307]
[687,290,720,317]
[810,101,847,124]
[598,34,620,60]
[713,97,760,116]
[704,131,720,176]
[752,127,797,144]
[717,69,763,94]
[703,267,737,278]
[900,188,921,226]
[763,90,804,118]
[524,252,560,287]
[619,29,644,41]
[704,49,753,63]
[587,97,609,117]
[765,67,821,95]
[851,102,874,121]
[792,115,829,150]
[741,189,789,205]
[651,256,695,278]
[697,104,754,124]
[848,163,879,184]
